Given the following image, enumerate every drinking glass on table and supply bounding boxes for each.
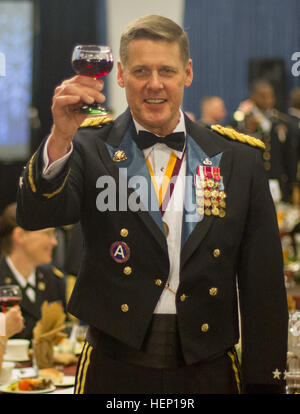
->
[71,44,113,117]
[0,285,22,313]
[75,325,88,344]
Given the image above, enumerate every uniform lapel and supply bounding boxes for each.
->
[34,269,46,314]
[95,110,233,264]
[96,109,167,252]
[180,117,233,269]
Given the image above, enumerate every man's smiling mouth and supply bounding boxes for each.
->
[145,99,166,104]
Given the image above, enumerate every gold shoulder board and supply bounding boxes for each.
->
[79,115,113,128]
[52,266,64,278]
[211,124,265,149]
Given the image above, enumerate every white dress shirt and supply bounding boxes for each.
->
[42,110,187,314]
[133,112,186,314]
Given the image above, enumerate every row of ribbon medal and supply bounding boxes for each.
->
[194,165,226,218]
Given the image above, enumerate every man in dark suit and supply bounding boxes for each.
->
[16,15,288,393]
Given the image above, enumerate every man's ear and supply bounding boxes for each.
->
[117,61,125,88]
[184,59,193,88]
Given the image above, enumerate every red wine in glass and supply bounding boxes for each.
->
[0,285,22,313]
[72,58,113,78]
[0,297,22,313]
[71,45,114,116]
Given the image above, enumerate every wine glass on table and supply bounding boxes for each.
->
[71,44,113,117]
[75,325,87,344]
[0,285,22,313]
[72,324,87,355]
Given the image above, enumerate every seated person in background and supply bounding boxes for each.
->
[0,306,24,372]
[0,203,66,339]
[197,96,227,127]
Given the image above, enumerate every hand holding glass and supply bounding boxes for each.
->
[71,44,113,116]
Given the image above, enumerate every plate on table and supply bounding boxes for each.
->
[54,376,75,387]
[3,355,30,362]
[0,383,56,394]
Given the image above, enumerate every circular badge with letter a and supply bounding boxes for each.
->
[110,241,130,263]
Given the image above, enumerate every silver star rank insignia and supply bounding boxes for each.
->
[272,369,281,380]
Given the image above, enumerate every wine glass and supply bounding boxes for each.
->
[75,324,87,344]
[71,44,113,117]
[0,285,22,313]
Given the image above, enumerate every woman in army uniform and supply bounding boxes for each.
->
[0,203,66,339]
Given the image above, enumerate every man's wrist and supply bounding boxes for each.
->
[48,129,73,163]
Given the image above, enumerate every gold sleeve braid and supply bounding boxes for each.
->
[27,151,71,199]
[28,152,37,193]
[27,116,111,198]
[79,115,113,128]
[42,168,71,199]
[211,124,265,150]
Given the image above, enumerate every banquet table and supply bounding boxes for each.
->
[0,356,78,394]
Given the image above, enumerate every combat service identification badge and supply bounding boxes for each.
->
[110,241,130,263]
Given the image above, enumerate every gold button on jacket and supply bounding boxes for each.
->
[201,323,209,332]
[121,304,129,312]
[123,266,132,275]
[180,294,187,302]
[213,249,221,258]
[209,287,218,296]
[120,228,128,237]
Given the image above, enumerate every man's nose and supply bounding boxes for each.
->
[147,72,163,89]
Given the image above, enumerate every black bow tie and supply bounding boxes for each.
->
[136,130,185,152]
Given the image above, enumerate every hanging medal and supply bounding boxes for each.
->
[146,150,186,236]
[195,163,226,218]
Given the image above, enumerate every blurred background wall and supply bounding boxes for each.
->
[0,0,299,212]
[183,0,300,118]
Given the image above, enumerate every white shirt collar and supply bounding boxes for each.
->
[133,109,186,159]
[5,256,36,288]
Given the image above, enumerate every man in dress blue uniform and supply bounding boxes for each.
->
[16,15,288,394]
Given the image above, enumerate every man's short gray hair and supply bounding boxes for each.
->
[119,15,190,67]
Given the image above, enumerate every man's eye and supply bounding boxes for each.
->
[161,68,176,75]
[134,68,145,74]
